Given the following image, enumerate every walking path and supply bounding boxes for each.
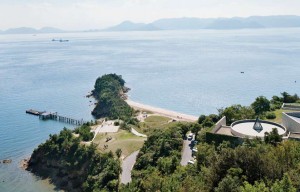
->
[131,128,147,138]
[120,150,140,184]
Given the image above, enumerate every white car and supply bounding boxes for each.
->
[187,133,193,140]
[188,160,195,164]
[192,148,198,153]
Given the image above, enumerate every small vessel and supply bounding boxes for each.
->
[52,39,69,42]
[59,39,69,42]
[241,72,244,74]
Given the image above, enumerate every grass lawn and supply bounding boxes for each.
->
[93,130,146,158]
[135,115,189,135]
[267,109,293,124]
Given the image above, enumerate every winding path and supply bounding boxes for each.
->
[121,150,140,184]
[131,128,147,138]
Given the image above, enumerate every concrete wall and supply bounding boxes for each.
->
[211,116,226,133]
[282,103,300,111]
[282,112,300,133]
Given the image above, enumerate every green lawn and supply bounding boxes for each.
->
[93,130,146,158]
[134,115,189,135]
[267,109,293,124]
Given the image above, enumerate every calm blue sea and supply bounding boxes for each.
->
[0,29,300,191]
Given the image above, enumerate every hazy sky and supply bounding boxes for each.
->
[0,0,300,30]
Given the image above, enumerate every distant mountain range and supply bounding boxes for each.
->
[0,27,65,34]
[104,15,300,31]
[2,15,300,34]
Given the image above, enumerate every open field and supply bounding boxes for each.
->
[93,130,146,158]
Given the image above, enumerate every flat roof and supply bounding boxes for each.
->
[232,122,285,137]
[215,127,233,136]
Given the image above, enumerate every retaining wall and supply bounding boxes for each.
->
[282,112,300,133]
[211,116,226,133]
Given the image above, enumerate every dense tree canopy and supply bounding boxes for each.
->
[92,74,133,120]
[218,104,256,125]
[122,122,300,192]
[27,128,121,192]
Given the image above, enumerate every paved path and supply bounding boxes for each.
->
[131,128,147,138]
[121,151,139,184]
[180,138,193,166]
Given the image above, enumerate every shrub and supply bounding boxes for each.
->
[209,114,220,123]
[266,112,276,120]
[198,115,206,124]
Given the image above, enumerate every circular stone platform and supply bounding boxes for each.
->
[231,119,286,138]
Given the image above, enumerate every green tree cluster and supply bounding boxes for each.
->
[27,128,121,192]
[92,74,133,120]
[218,104,255,125]
[123,125,300,192]
[74,124,94,141]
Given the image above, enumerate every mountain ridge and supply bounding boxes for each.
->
[1,27,65,34]
[104,15,300,31]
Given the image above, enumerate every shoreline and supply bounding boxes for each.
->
[125,100,198,122]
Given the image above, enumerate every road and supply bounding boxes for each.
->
[120,150,139,184]
[180,137,193,166]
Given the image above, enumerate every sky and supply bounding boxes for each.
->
[0,0,300,30]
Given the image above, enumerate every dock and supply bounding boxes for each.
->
[26,109,86,126]
[26,109,44,116]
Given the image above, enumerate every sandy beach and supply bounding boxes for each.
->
[126,100,198,122]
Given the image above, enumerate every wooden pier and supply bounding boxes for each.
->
[26,110,86,126]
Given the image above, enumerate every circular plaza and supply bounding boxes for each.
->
[231,118,286,138]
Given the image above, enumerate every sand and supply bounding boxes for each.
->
[126,100,198,122]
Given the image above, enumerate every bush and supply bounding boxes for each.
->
[266,112,276,120]
[74,125,94,141]
[209,114,220,123]
[202,117,214,128]
[198,115,206,124]
[114,121,120,126]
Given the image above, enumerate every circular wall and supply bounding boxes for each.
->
[231,119,286,138]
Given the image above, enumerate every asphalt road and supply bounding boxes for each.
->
[120,150,139,184]
[180,137,193,166]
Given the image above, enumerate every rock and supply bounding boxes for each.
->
[20,158,29,169]
[2,159,12,164]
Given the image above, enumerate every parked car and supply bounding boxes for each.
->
[192,148,198,153]
[188,160,195,164]
[187,133,193,140]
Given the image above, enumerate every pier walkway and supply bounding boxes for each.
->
[26,109,86,126]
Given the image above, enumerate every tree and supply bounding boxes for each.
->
[191,123,202,138]
[218,105,255,125]
[241,181,269,192]
[198,115,206,124]
[281,92,299,103]
[264,128,282,146]
[115,148,122,158]
[271,174,296,192]
[251,96,270,116]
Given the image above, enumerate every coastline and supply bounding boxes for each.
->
[125,100,198,122]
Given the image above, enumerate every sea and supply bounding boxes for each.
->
[0,28,300,191]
